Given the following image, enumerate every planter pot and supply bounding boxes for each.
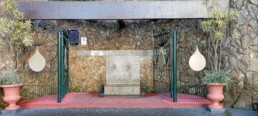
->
[207,83,224,109]
[1,84,23,110]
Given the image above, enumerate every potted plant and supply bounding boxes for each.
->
[0,0,33,110]
[0,71,22,110]
[200,0,238,109]
[202,70,231,108]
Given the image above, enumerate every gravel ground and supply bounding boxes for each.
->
[1,107,258,116]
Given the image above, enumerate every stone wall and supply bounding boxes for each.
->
[1,0,257,110]
[69,50,153,93]
[1,19,203,94]
[223,0,258,109]
[0,19,205,109]
[22,19,204,93]
[18,20,156,93]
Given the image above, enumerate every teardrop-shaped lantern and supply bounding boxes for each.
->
[189,47,206,71]
[29,46,46,72]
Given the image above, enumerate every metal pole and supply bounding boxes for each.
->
[171,30,177,102]
[57,32,63,103]
[67,35,70,94]
[170,32,173,99]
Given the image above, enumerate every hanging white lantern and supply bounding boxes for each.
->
[28,46,46,72]
[189,47,206,71]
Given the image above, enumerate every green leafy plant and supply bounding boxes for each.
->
[200,0,238,84]
[0,0,33,72]
[0,71,20,85]
[202,70,231,86]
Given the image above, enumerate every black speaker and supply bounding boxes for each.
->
[68,29,79,45]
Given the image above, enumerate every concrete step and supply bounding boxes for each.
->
[2,107,258,116]
[104,85,140,95]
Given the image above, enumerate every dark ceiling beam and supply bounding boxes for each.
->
[17,0,229,20]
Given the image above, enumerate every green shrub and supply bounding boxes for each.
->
[0,71,20,85]
[202,70,232,86]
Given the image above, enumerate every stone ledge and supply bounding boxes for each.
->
[104,86,140,95]
[77,50,153,56]
[105,84,140,87]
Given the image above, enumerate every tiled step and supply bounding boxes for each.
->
[18,92,211,108]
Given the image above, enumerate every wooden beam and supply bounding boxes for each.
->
[17,0,229,20]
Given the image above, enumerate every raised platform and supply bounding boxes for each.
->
[18,92,211,108]
[104,85,140,96]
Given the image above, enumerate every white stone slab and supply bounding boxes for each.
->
[104,51,143,95]
[106,56,140,85]
[77,50,153,56]
[104,85,140,95]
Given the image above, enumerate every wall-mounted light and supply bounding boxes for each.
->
[68,29,79,45]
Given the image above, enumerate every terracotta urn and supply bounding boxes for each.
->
[1,84,23,110]
[207,83,225,109]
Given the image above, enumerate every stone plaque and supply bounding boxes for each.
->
[105,55,141,95]
[106,56,140,85]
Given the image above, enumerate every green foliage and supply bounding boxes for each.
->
[0,71,20,85]
[0,0,33,48]
[200,0,238,73]
[0,0,33,71]
[200,6,238,40]
[203,70,232,85]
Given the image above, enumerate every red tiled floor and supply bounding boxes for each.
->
[18,92,212,108]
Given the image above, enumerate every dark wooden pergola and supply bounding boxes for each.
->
[18,0,229,103]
